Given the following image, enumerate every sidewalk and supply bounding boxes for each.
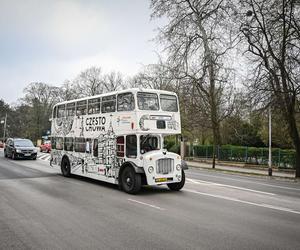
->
[186,160,296,178]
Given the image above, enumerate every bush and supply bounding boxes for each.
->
[189,144,296,169]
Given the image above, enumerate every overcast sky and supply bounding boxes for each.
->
[0,0,163,104]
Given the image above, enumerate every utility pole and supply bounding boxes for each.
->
[268,107,272,176]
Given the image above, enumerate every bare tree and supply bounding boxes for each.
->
[103,71,125,92]
[151,0,237,167]
[238,0,300,177]
[74,66,104,97]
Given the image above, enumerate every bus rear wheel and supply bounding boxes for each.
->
[167,170,185,191]
[61,157,71,177]
[120,166,141,194]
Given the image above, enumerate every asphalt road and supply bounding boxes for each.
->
[1,150,300,250]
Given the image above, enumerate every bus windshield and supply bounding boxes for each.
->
[160,94,178,112]
[140,135,160,154]
[137,92,159,111]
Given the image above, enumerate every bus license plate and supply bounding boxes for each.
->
[155,178,167,183]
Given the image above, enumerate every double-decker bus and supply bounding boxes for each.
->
[50,88,187,193]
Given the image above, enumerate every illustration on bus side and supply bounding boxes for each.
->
[51,115,124,178]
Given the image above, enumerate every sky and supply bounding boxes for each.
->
[0,0,163,104]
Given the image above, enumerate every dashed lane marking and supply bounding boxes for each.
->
[128,198,165,211]
[184,188,300,215]
[186,178,275,196]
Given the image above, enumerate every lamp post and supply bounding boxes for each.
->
[1,113,7,142]
[268,107,272,176]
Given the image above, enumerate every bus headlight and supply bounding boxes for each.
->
[148,166,154,174]
[176,164,181,171]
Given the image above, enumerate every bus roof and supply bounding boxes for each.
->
[53,88,178,107]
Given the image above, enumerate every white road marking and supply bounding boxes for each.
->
[187,172,300,191]
[184,188,300,215]
[186,178,275,196]
[128,198,165,211]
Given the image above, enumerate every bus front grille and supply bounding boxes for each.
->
[156,158,174,174]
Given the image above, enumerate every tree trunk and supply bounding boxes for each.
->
[287,112,300,178]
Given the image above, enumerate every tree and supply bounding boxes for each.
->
[103,71,125,92]
[239,0,300,177]
[73,66,104,97]
[150,0,237,167]
[22,82,58,143]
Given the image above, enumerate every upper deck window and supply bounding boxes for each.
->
[88,98,101,114]
[102,95,116,113]
[76,100,87,116]
[66,102,75,116]
[137,92,159,111]
[160,94,178,112]
[57,105,66,118]
[117,93,135,112]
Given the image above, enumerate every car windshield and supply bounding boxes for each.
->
[14,139,34,147]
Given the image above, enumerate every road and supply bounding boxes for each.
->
[0,150,300,250]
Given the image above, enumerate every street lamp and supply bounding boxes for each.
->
[268,107,272,176]
[1,113,7,142]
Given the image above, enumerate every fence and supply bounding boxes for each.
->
[183,144,296,169]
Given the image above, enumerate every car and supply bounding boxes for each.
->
[40,140,51,153]
[4,138,37,160]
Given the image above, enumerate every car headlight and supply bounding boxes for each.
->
[16,149,21,153]
[148,166,154,174]
[176,164,181,171]
[33,149,37,153]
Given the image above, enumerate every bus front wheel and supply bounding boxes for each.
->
[61,157,71,177]
[120,166,141,194]
[167,170,185,191]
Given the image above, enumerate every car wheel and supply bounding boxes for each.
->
[61,157,71,177]
[12,152,16,160]
[167,170,185,191]
[120,166,141,194]
[32,156,37,160]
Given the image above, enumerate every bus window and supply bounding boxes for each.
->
[116,136,125,157]
[76,100,87,116]
[66,102,75,117]
[102,95,116,113]
[57,105,66,118]
[88,98,101,114]
[160,94,178,112]
[51,137,56,149]
[56,137,64,150]
[126,135,137,158]
[86,138,92,153]
[64,137,74,151]
[117,93,135,112]
[53,106,57,118]
[75,138,86,152]
[137,92,159,110]
[93,139,98,157]
[140,135,160,154]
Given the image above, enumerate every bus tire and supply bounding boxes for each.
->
[61,157,71,177]
[167,170,185,191]
[120,166,141,194]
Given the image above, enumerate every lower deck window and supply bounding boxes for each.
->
[126,135,137,158]
[75,138,86,152]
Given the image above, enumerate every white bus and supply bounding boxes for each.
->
[50,88,187,193]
